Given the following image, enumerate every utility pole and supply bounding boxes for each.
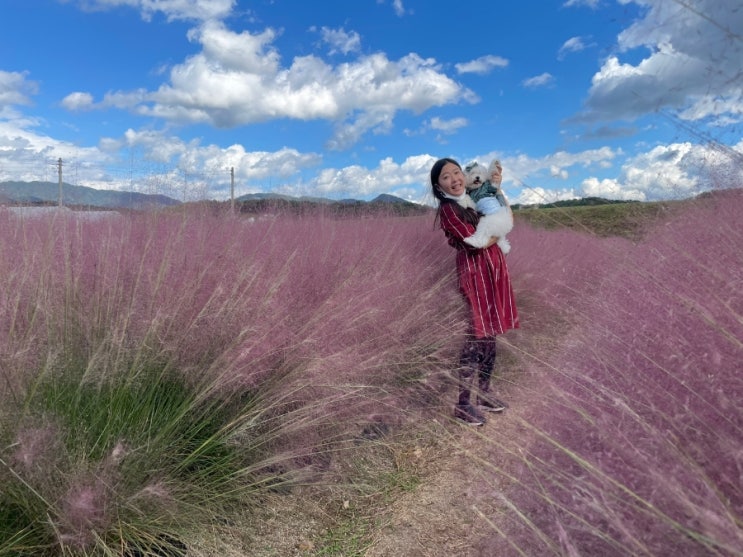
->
[230,166,235,214]
[57,158,64,207]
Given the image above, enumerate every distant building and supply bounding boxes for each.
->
[3,206,121,220]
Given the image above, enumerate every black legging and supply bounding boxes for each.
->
[457,334,497,405]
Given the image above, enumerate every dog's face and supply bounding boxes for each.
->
[463,163,489,190]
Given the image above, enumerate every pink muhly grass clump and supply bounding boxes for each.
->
[56,476,113,550]
[213,212,469,463]
[492,191,743,556]
[0,209,460,403]
[506,219,635,316]
[10,422,65,476]
[1,207,469,551]
[2,419,141,553]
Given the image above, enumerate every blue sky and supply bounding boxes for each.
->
[0,0,741,205]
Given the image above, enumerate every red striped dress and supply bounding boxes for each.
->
[439,202,519,338]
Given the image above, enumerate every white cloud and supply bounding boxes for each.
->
[461,147,615,178]
[428,117,468,134]
[579,46,706,122]
[678,91,743,126]
[473,147,619,204]
[522,72,555,89]
[119,128,321,182]
[401,116,468,141]
[563,0,600,8]
[516,186,579,205]
[581,176,646,200]
[313,154,434,197]
[79,21,472,149]
[506,147,618,181]
[578,0,743,124]
[61,92,95,111]
[77,0,235,22]
[377,0,406,17]
[0,72,104,178]
[557,36,590,60]
[0,120,113,184]
[0,115,322,197]
[5,99,739,204]
[494,140,742,204]
[578,140,743,201]
[317,27,362,55]
[550,165,569,179]
[190,22,280,75]
[455,55,509,75]
[0,70,37,109]
[504,140,743,204]
[616,142,710,199]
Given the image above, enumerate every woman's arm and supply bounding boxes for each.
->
[490,162,510,209]
[441,202,501,250]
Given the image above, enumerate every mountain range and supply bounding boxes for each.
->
[0,181,417,211]
[0,181,180,210]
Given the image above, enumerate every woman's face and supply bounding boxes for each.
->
[436,162,466,197]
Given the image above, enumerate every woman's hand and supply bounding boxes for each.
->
[484,236,500,248]
[490,162,502,187]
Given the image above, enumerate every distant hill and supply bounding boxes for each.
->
[511,197,636,210]
[231,192,428,217]
[236,192,333,204]
[0,181,423,215]
[0,181,181,210]
[236,191,415,205]
[371,193,410,204]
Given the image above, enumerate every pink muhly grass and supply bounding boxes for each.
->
[489,191,743,555]
[55,475,112,550]
[10,422,65,476]
[506,219,635,315]
[1,207,470,550]
[2,208,460,400]
[209,212,469,465]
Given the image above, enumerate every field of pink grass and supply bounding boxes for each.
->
[485,190,743,556]
[1,188,741,555]
[0,207,468,554]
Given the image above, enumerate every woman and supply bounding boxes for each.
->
[430,157,519,426]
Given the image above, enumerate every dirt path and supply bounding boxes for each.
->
[220,378,538,557]
[364,424,508,556]
[364,382,539,557]
[363,317,561,556]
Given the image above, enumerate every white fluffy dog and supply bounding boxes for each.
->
[462,160,513,254]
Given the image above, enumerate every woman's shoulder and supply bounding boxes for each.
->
[438,200,460,217]
[438,200,464,226]
[440,200,480,222]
